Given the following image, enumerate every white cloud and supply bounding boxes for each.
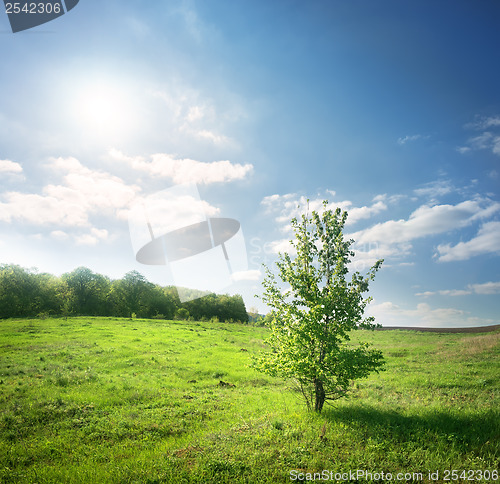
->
[194,129,231,145]
[173,1,205,42]
[483,116,500,128]
[267,238,295,255]
[415,282,500,297]
[261,192,298,215]
[264,233,406,271]
[0,156,140,231]
[50,230,70,241]
[150,89,185,119]
[109,149,252,184]
[46,156,140,212]
[416,289,472,297]
[0,192,90,226]
[261,192,388,231]
[186,105,206,122]
[231,269,262,282]
[470,281,500,295]
[436,221,500,262]
[397,134,427,145]
[469,132,496,150]
[149,84,239,147]
[367,300,498,328]
[75,235,99,246]
[351,241,411,270]
[0,159,22,174]
[349,201,387,224]
[465,115,500,130]
[416,281,500,297]
[437,289,471,296]
[261,193,394,268]
[260,189,499,269]
[260,192,388,260]
[48,228,110,247]
[413,180,453,199]
[373,193,406,205]
[459,115,500,156]
[353,199,500,246]
[494,137,500,156]
[75,227,109,246]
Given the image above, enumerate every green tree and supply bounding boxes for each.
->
[109,271,153,318]
[253,203,384,412]
[0,264,37,318]
[33,272,64,316]
[146,285,176,319]
[62,267,110,316]
[227,294,249,323]
[0,265,64,318]
[174,307,190,320]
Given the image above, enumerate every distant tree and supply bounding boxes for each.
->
[61,299,72,320]
[62,267,110,316]
[182,294,206,321]
[175,307,190,320]
[0,262,249,322]
[254,311,274,327]
[33,272,64,315]
[181,292,248,323]
[227,294,249,323]
[107,281,129,318]
[247,306,260,322]
[109,271,153,318]
[0,264,38,318]
[253,203,385,412]
[0,265,65,318]
[146,285,176,320]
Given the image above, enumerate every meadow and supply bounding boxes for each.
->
[0,316,498,483]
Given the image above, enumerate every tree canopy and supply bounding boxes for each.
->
[0,264,248,323]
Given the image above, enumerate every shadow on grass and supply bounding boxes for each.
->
[322,404,499,452]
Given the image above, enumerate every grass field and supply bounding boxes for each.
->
[0,317,498,483]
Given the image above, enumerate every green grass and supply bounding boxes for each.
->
[0,317,498,483]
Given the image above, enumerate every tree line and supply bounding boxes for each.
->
[0,264,248,323]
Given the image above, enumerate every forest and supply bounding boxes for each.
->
[0,264,249,322]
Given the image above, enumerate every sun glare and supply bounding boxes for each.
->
[71,81,137,140]
[80,89,117,126]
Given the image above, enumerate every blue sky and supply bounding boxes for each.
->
[1,0,499,327]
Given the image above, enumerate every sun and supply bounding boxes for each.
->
[71,80,137,140]
[79,87,117,127]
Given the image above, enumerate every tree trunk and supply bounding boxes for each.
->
[314,378,325,412]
